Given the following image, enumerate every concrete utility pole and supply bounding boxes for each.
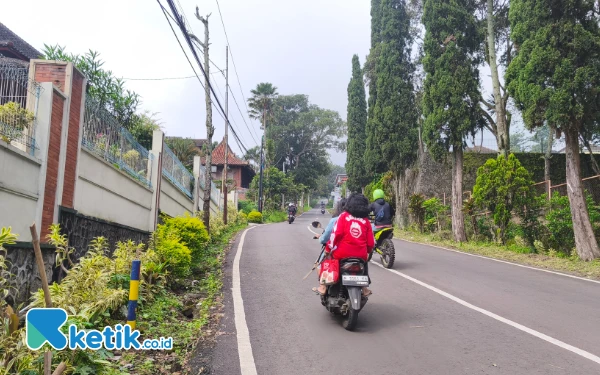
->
[194,8,214,231]
[222,46,229,224]
[258,135,264,212]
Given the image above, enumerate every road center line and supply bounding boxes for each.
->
[232,226,258,375]
[395,238,600,285]
[371,261,600,365]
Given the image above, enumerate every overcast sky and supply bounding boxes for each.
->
[5,0,371,165]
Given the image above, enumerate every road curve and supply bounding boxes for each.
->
[209,209,600,375]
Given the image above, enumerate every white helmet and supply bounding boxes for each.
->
[289,203,293,207]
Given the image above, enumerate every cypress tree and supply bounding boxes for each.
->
[365,0,418,175]
[422,0,481,242]
[345,55,369,193]
[506,0,600,259]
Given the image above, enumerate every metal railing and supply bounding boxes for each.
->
[162,143,194,199]
[196,164,222,207]
[0,56,42,155]
[81,97,152,188]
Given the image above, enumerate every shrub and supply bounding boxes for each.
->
[248,210,263,224]
[409,193,426,232]
[156,215,209,263]
[0,102,34,143]
[543,192,599,256]
[210,214,227,239]
[263,210,287,223]
[154,236,192,277]
[473,154,535,244]
[423,197,448,233]
[238,200,258,214]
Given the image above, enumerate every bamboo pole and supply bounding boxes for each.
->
[30,223,66,375]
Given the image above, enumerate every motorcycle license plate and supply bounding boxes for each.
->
[342,275,369,286]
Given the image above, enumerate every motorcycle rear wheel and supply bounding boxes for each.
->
[380,238,395,269]
[342,308,359,331]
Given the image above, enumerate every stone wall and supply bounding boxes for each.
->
[4,244,55,306]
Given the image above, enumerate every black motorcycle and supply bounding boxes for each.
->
[288,213,295,224]
[320,208,326,214]
[311,221,370,331]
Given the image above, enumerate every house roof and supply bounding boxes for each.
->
[465,145,496,154]
[210,139,249,166]
[0,23,42,61]
[192,138,208,150]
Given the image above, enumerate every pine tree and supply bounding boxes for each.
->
[506,0,600,260]
[345,55,369,193]
[364,0,382,180]
[422,0,481,242]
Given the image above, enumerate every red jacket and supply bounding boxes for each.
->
[327,212,375,260]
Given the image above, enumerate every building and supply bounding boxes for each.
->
[331,173,348,203]
[0,22,41,62]
[198,138,255,201]
[558,144,600,154]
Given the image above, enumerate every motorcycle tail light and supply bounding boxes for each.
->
[341,263,364,273]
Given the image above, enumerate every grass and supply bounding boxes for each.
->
[395,229,600,281]
[113,223,248,374]
[263,210,287,223]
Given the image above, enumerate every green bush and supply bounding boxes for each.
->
[409,193,426,232]
[473,154,535,244]
[238,200,258,214]
[423,197,449,233]
[210,214,227,239]
[154,236,192,277]
[248,210,263,224]
[263,210,287,223]
[544,192,600,256]
[156,215,209,263]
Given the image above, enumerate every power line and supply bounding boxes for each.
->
[157,1,205,90]
[212,74,249,151]
[159,0,249,155]
[214,0,261,142]
[122,75,196,81]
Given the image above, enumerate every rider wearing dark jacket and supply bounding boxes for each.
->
[369,189,394,226]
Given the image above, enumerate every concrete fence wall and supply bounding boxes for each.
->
[1,60,222,304]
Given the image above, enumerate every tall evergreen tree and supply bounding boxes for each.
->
[422,0,481,242]
[364,0,383,179]
[506,0,600,260]
[345,55,369,192]
[365,0,418,227]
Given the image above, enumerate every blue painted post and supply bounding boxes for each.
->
[127,260,141,329]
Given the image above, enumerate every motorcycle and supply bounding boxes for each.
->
[320,208,326,215]
[368,225,396,269]
[310,221,370,331]
[288,213,295,224]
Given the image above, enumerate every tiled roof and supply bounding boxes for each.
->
[0,22,42,60]
[192,138,208,150]
[211,139,249,166]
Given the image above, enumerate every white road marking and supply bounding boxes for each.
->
[307,226,321,236]
[232,226,258,375]
[371,261,600,365]
[395,238,600,285]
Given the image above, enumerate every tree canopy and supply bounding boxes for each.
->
[345,55,369,192]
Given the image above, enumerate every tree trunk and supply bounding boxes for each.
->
[395,173,409,229]
[544,125,553,181]
[201,16,213,232]
[487,0,509,156]
[452,147,467,242]
[564,128,600,260]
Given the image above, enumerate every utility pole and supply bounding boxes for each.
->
[194,9,213,231]
[222,46,229,224]
[258,135,264,212]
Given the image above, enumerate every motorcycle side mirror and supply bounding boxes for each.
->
[311,221,321,228]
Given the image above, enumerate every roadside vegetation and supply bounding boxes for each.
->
[0,207,247,375]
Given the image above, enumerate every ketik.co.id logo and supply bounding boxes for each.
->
[26,308,172,350]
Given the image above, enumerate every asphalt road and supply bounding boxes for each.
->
[210,209,600,375]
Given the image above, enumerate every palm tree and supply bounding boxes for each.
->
[243,146,261,171]
[247,82,278,130]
